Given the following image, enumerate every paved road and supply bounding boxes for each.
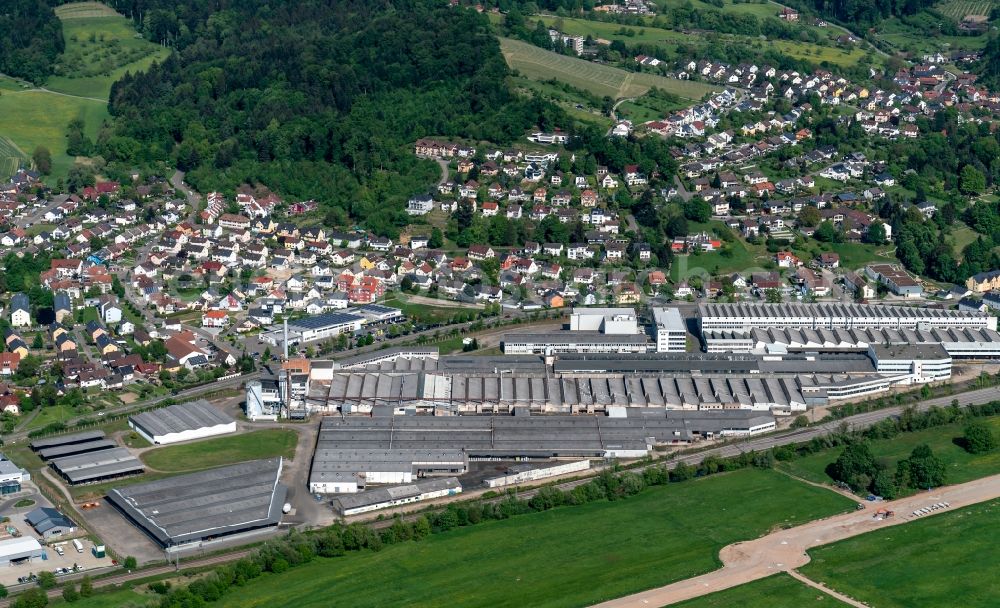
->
[592,473,1000,607]
[15,194,68,229]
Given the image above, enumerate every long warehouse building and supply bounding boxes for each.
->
[697,302,996,333]
[129,400,236,445]
[309,410,775,493]
[703,325,1000,359]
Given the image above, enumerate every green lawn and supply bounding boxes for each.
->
[815,242,896,269]
[672,228,770,281]
[382,295,479,324]
[214,469,852,608]
[140,429,298,473]
[500,37,718,101]
[47,4,170,99]
[24,404,79,432]
[778,416,1000,492]
[669,572,849,608]
[0,90,108,180]
[800,498,1000,608]
[948,221,981,256]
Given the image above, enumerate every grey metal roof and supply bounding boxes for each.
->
[129,400,234,438]
[36,439,117,461]
[30,431,106,451]
[50,448,144,484]
[106,458,286,547]
[289,312,364,330]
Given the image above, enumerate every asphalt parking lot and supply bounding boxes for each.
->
[0,519,110,587]
[81,500,163,566]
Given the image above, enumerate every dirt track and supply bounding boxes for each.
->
[592,473,1000,607]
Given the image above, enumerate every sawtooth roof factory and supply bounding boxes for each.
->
[107,458,287,548]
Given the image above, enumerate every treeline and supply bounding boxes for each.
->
[0,0,64,82]
[786,0,937,26]
[96,0,572,238]
[819,400,1000,499]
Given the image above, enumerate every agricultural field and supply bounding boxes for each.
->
[778,416,1000,492]
[47,3,171,99]
[214,469,853,608]
[140,429,299,473]
[508,76,614,129]
[0,90,108,180]
[0,136,30,180]
[500,38,719,101]
[800,498,1000,608]
[671,573,849,607]
[935,0,995,21]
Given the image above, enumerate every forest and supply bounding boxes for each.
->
[0,0,65,82]
[786,0,939,26]
[78,0,571,238]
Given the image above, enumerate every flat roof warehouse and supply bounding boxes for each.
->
[106,458,287,548]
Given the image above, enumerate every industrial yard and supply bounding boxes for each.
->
[0,300,997,606]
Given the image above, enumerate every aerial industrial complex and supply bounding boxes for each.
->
[4,301,995,573]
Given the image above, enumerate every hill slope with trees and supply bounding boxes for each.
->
[97,0,568,237]
[0,0,65,82]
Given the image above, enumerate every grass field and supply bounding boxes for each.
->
[533,14,869,68]
[140,429,298,473]
[500,38,718,101]
[670,572,849,607]
[819,242,897,269]
[949,221,982,256]
[212,469,852,608]
[48,4,171,99]
[800,498,1000,608]
[778,416,1000,492]
[24,404,80,432]
[0,90,108,179]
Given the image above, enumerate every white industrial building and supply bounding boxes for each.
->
[330,477,462,516]
[483,460,591,488]
[260,312,365,346]
[0,537,43,567]
[569,307,640,334]
[868,344,952,384]
[129,400,237,445]
[698,302,996,333]
[505,308,654,355]
[503,331,651,355]
[245,379,281,421]
[653,307,687,353]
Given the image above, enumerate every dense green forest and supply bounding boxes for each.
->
[85,0,568,237]
[786,0,938,26]
[0,0,64,82]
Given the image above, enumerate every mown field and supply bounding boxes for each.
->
[209,469,851,608]
[671,572,849,607]
[48,3,171,99]
[0,89,108,180]
[140,429,299,472]
[532,14,870,68]
[500,37,718,101]
[778,416,1000,492]
[800,498,1000,608]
